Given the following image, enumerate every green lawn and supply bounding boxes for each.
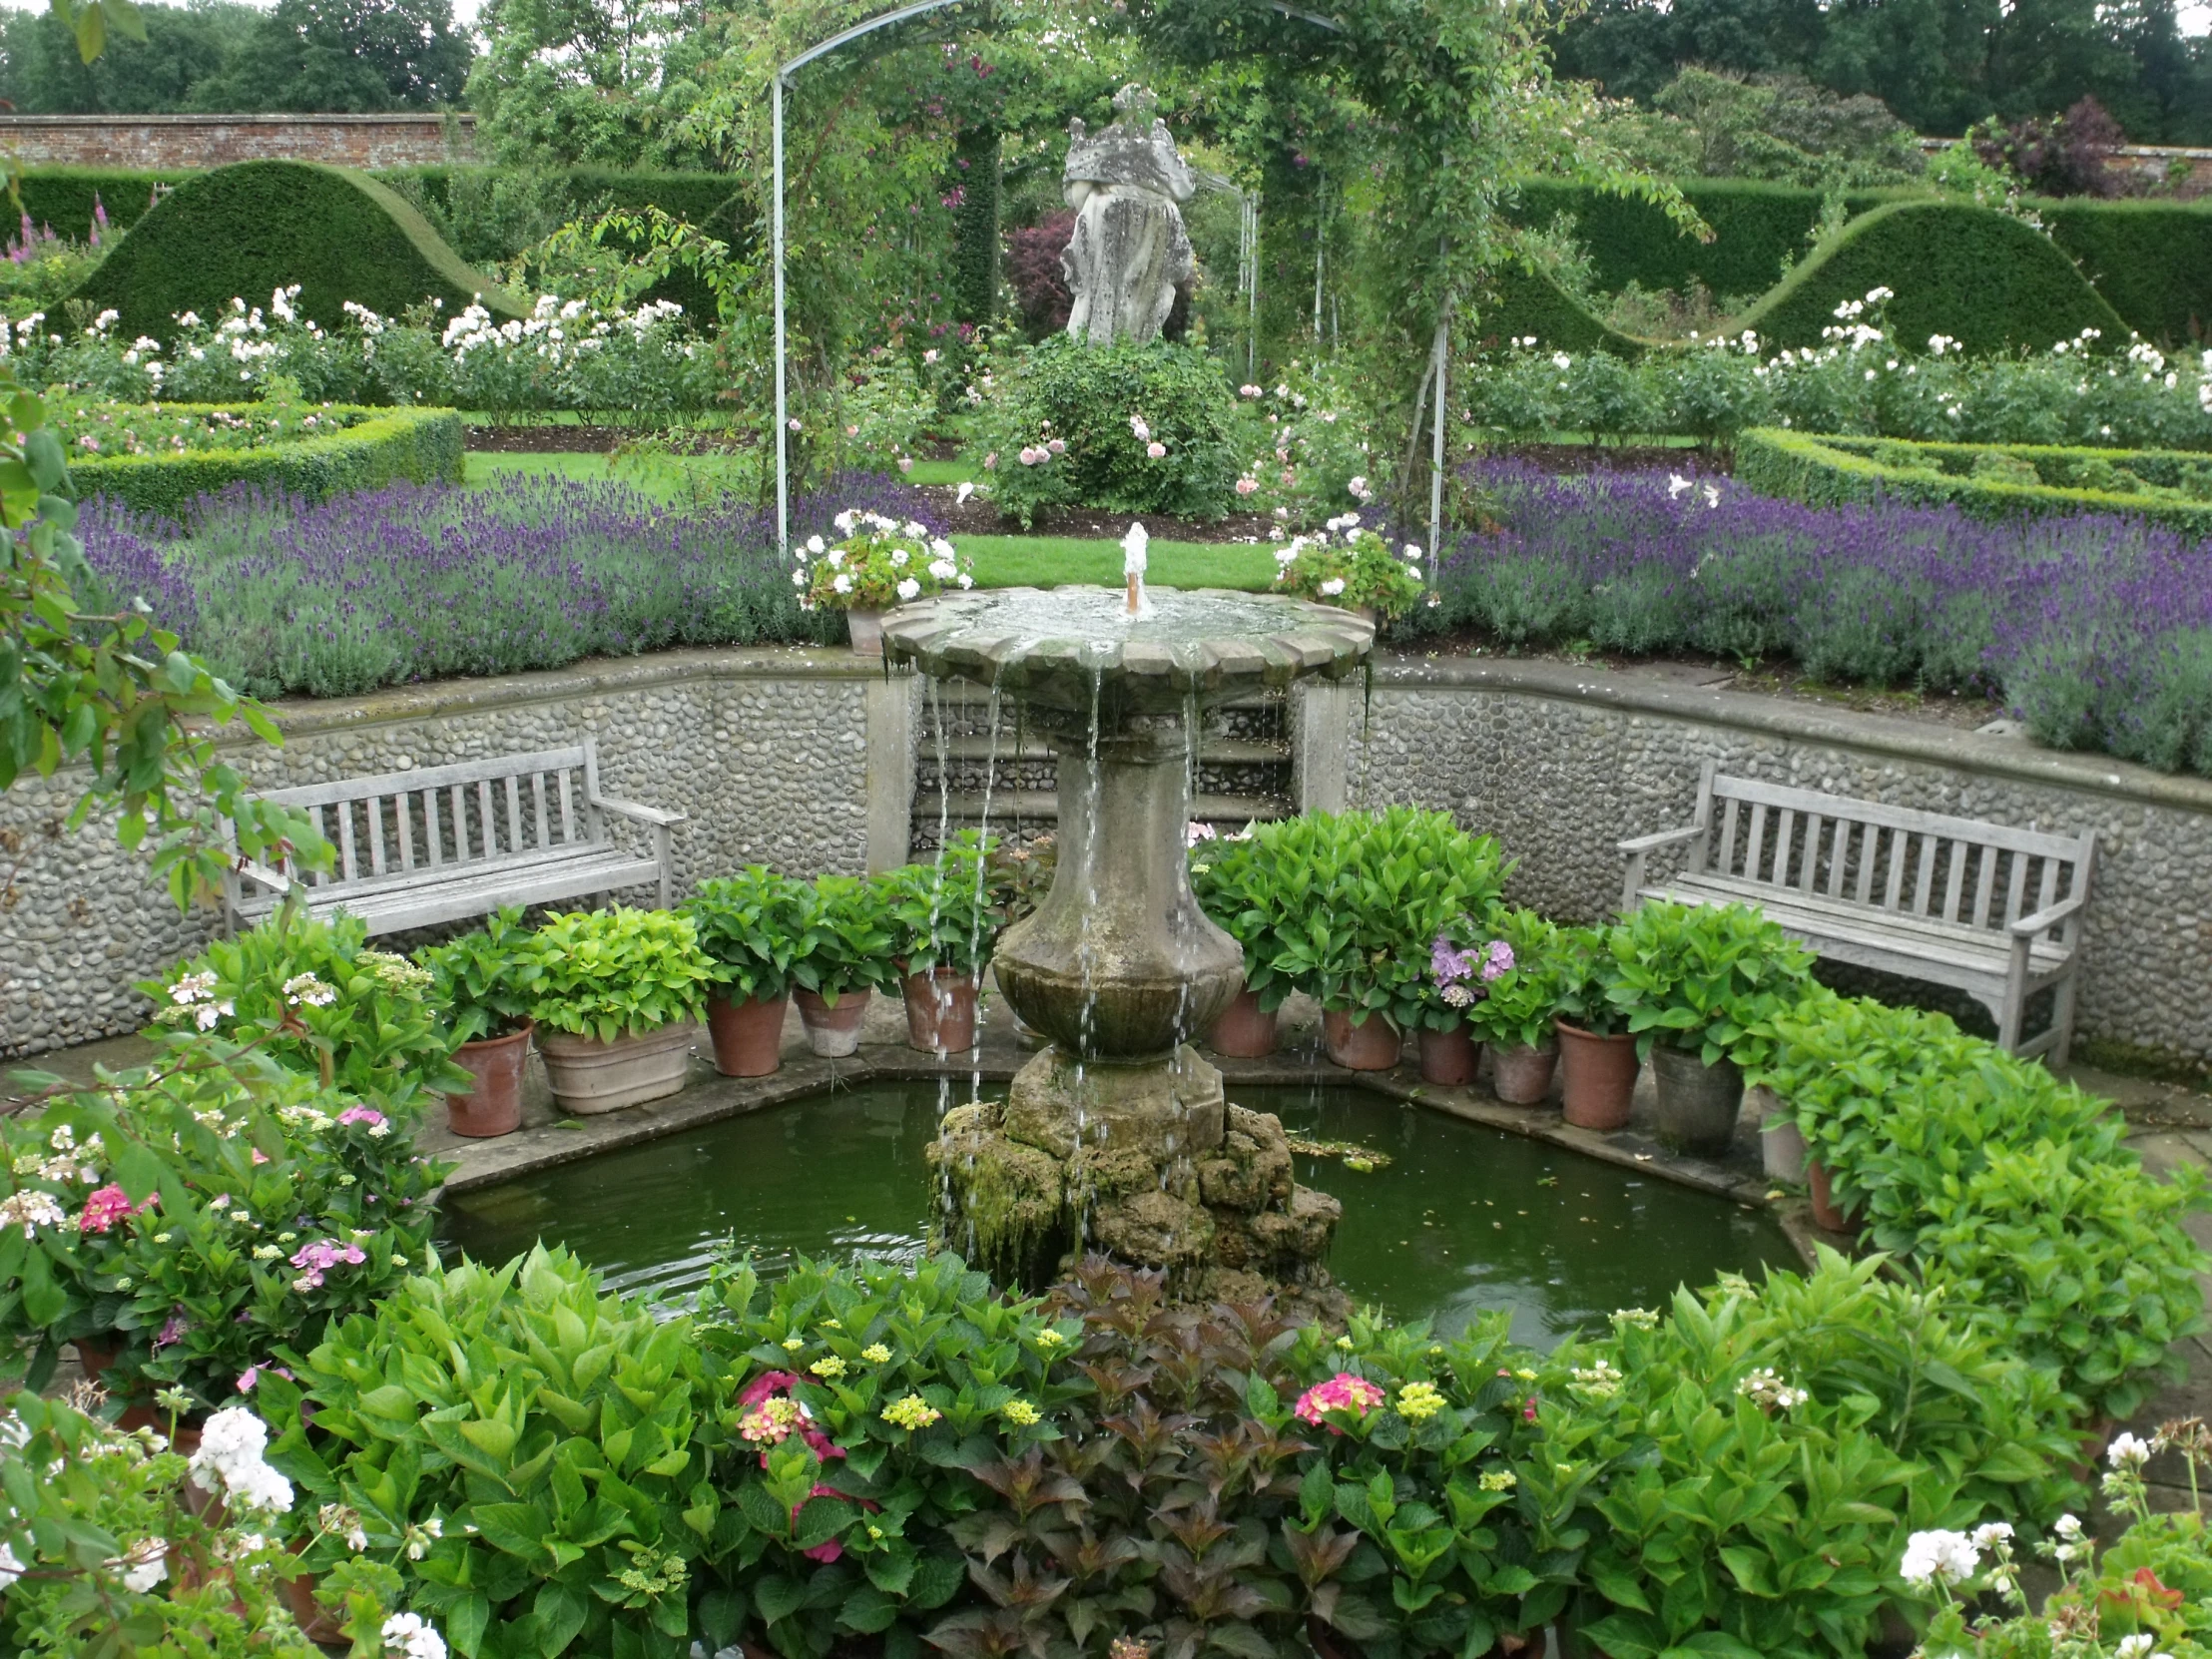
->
[961,535,1279,592]
[463,453,1281,591]
[902,457,975,486]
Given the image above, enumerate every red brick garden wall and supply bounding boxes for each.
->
[0,113,475,170]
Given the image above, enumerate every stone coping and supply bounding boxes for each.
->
[141,642,2212,819]
[434,1030,1831,1274]
[1375,654,2212,814]
[257,647,887,741]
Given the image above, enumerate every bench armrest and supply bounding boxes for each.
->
[232,856,296,896]
[2009,891,2088,938]
[591,794,687,828]
[1618,824,1704,854]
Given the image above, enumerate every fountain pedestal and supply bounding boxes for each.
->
[883,586,1372,1303]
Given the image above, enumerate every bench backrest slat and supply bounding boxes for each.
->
[252,747,602,892]
[1695,774,2089,938]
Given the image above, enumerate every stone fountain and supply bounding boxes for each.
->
[883,582,1374,1307]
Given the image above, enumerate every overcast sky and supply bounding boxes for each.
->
[0,0,2204,89]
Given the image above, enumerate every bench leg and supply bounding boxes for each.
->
[1995,937,2031,1055]
[2049,969,2079,1068]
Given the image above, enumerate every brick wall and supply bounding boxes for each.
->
[0,113,475,170]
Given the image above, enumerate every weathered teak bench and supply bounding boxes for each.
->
[1619,762,2096,1061]
[224,737,684,936]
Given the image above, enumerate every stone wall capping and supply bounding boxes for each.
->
[258,648,895,746]
[1374,654,2212,815]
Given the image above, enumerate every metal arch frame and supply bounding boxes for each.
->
[772,0,1364,557]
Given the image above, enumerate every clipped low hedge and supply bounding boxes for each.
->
[72,403,464,515]
[1737,425,2212,532]
[71,160,524,339]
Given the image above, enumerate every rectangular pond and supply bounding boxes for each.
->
[435,1079,1797,1349]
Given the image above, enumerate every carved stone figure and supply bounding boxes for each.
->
[1061,86,1196,347]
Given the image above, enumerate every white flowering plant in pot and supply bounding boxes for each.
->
[793,511,973,612]
[0,1390,421,1657]
[1270,514,1428,621]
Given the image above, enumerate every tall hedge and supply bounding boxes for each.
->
[15,167,186,241]
[1503,180,1912,303]
[70,161,524,339]
[1736,426,2212,532]
[1468,265,1648,355]
[2042,199,2212,347]
[72,404,464,516]
[1730,201,2127,353]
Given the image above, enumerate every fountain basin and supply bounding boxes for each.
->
[433,1080,1799,1350]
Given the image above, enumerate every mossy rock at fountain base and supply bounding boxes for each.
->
[928,1105,1069,1288]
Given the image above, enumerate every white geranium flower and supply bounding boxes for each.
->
[2109,1431,2154,1467]
[1899,1529,1977,1588]
[806,535,825,555]
[382,1614,449,1659]
[895,578,920,601]
[832,574,852,595]
[1318,578,1347,597]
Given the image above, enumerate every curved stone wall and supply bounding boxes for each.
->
[1324,659,2212,1067]
[9,645,2212,1067]
[0,650,903,1059]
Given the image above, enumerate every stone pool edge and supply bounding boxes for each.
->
[431,1036,1833,1275]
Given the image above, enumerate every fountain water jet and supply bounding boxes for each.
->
[884,584,1373,1306]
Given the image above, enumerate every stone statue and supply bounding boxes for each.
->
[1061,86,1196,347]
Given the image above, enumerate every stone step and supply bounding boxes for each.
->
[928,734,1290,765]
[912,791,1291,825]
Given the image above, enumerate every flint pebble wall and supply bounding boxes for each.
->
[10,646,2212,1066]
[1330,658,2212,1067]
[0,650,881,1058]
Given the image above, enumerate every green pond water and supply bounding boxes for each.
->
[435,1081,1796,1349]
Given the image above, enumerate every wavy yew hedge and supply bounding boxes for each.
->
[71,403,463,516]
[71,161,523,338]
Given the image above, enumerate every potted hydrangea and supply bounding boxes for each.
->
[1418,930,1514,1086]
[877,831,1001,1056]
[1464,908,1565,1105]
[416,905,546,1137]
[793,509,974,656]
[680,866,815,1077]
[526,907,716,1113]
[791,875,897,1056]
[1270,514,1426,625]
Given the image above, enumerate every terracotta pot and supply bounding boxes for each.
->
[281,1547,346,1645]
[1323,1008,1400,1071]
[537,1022,695,1114]
[1555,1018,1638,1131]
[1806,1158,1857,1233]
[1207,986,1279,1058]
[1417,1024,1480,1086]
[707,992,789,1077]
[445,1020,532,1138]
[1649,1047,1744,1156]
[1489,1041,1558,1106]
[2068,1413,2120,1484]
[902,969,979,1055]
[72,1335,122,1384]
[794,987,871,1057]
[846,608,885,656]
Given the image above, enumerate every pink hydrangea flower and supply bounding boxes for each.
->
[76,1183,146,1235]
[335,1106,385,1129]
[1294,1373,1386,1432]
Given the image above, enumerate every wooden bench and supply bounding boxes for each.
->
[1619,762,2096,1061]
[224,737,684,936]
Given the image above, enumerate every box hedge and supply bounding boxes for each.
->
[70,161,524,340]
[1730,200,2128,353]
[1736,425,2212,533]
[71,403,464,516]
